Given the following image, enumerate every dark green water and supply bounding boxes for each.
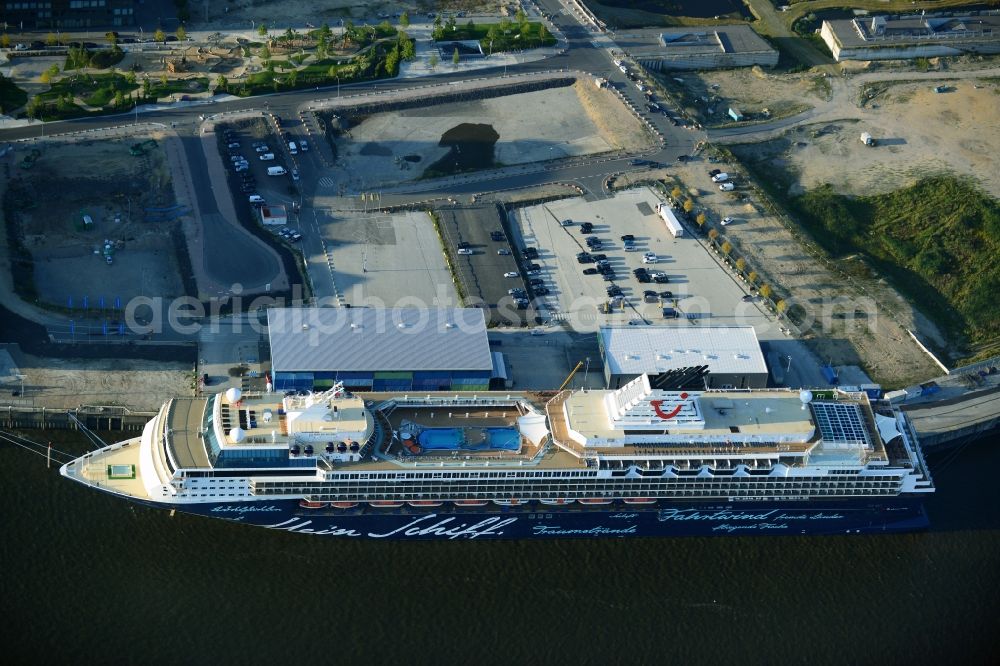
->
[3,432,999,665]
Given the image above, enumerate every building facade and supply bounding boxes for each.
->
[624,25,778,71]
[1,0,136,30]
[267,307,495,393]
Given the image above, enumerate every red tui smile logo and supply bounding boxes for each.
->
[650,393,689,420]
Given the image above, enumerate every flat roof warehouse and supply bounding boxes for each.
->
[267,308,493,373]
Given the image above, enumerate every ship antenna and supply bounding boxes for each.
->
[66,412,110,450]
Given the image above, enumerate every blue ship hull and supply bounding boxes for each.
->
[149,497,930,539]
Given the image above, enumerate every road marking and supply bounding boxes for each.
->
[318,177,335,188]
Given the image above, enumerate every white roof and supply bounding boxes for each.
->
[268,308,492,372]
[600,326,767,377]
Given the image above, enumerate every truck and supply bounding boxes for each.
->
[860,132,876,147]
[267,166,287,176]
[655,202,684,238]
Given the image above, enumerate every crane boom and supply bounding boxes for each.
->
[558,361,584,391]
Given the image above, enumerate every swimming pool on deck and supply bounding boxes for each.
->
[417,427,521,451]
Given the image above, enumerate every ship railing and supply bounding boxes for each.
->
[380,395,526,409]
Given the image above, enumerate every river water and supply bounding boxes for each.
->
[3,430,998,665]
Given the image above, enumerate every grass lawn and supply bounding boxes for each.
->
[40,72,138,104]
[434,21,556,52]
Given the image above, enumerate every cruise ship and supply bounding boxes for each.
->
[61,376,934,539]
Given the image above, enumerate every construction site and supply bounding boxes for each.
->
[1,131,189,308]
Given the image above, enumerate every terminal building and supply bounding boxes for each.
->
[621,25,778,71]
[599,325,768,390]
[267,307,495,393]
[821,12,1000,61]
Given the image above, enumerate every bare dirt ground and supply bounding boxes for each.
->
[15,353,192,411]
[331,83,649,189]
[663,66,827,126]
[5,132,186,307]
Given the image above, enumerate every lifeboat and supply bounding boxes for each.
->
[454,499,489,507]
[493,499,525,506]
[408,500,444,507]
[578,498,613,505]
[539,499,573,506]
[402,438,422,455]
[330,501,359,509]
[299,500,327,509]
[624,498,657,505]
[370,500,404,508]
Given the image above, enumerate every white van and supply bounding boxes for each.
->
[719,182,735,191]
[298,140,309,152]
[288,141,298,155]
[267,166,287,176]
[711,172,729,183]
[259,153,275,161]
[248,195,265,204]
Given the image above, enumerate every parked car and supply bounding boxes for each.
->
[560,218,573,226]
[721,217,733,226]
[522,248,539,259]
[653,274,670,284]
[583,268,599,275]
[299,140,309,152]
[490,231,505,241]
[719,183,735,191]
[659,290,674,299]
[249,195,265,203]
[642,252,657,264]
[227,142,240,149]
[742,294,755,302]
[644,290,659,303]
[528,278,544,286]
[579,222,594,233]
[591,254,607,261]
[457,248,474,255]
[576,251,593,264]
[624,243,639,252]
[620,234,635,242]
[497,248,511,255]
[255,145,270,153]
[508,288,526,296]
[504,272,519,278]
[708,169,721,177]
[533,287,550,296]
[711,172,729,183]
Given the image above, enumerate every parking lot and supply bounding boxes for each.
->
[435,205,532,326]
[512,187,775,335]
[317,210,459,308]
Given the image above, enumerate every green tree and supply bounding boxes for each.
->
[40,69,53,84]
[399,12,409,29]
[319,22,332,40]
[721,241,732,257]
[1,34,10,49]
[775,299,788,315]
[466,20,476,34]
[428,50,439,70]
[539,24,551,41]
[747,270,759,285]
[26,96,42,120]
[258,23,268,37]
[400,34,415,60]
[516,8,527,25]
[452,47,460,66]
[57,93,73,112]
[46,32,57,47]
[327,64,338,78]
[125,70,136,84]
[160,73,168,86]
[286,69,298,87]
[670,186,682,199]
[142,77,152,98]
[215,74,228,91]
[113,90,125,108]
[760,284,773,300]
[682,199,694,213]
[735,257,746,273]
[259,45,271,60]
[708,228,719,243]
[695,212,706,227]
[284,27,295,44]
[154,28,166,44]
[176,26,187,42]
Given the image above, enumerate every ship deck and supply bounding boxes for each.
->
[62,437,147,499]
[165,398,211,468]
